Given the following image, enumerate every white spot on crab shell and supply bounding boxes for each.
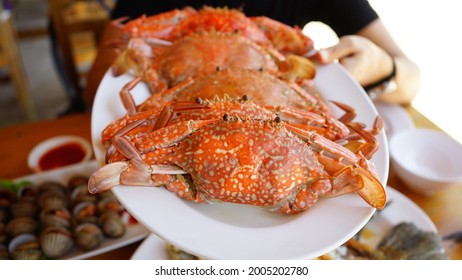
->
[251,194,257,201]
[209,170,215,176]
[248,139,254,146]
[299,201,306,208]
[289,181,296,189]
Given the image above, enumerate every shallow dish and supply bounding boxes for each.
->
[389,128,462,195]
[130,188,437,260]
[13,160,149,260]
[91,62,389,259]
[374,102,415,141]
[28,135,93,173]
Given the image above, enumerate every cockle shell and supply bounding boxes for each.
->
[40,226,74,259]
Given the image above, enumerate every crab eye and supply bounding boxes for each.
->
[274,116,281,123]
[223,114,230,121]
[241,95,248,101]
[195,97,202,104]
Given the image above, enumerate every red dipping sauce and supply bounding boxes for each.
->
[38,142,86,171]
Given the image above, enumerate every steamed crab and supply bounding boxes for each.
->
[136,68,329,114]
[112,31,315,94]
[89,100,386,215]
[117,6,314,56]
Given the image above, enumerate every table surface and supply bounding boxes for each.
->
[1,108,461,260]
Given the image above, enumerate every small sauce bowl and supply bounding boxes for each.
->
[28,135,93,173]
[389,128,462,196]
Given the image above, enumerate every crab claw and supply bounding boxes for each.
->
[88,162,129,194]
[353,167,386,210]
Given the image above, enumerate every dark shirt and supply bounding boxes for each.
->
[111,0,378,37]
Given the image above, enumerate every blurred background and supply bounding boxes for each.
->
[1,0,461,145]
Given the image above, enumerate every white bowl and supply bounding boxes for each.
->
[389,128,462,196]
[28,135,93,173]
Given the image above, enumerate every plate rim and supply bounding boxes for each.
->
[130,187,437,260]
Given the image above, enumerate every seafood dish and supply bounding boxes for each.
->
[89,6,386,215]
[0,161,148,260]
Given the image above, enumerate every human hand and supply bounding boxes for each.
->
[316,35,394,87]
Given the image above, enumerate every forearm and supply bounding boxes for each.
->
[356,19,421,104]
[376,55,421,105]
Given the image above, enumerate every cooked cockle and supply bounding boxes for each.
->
[8,233,43,260]
[0,188,16,207]
[40,207,72,229]
[38,190,68,210]
[74,223,103,251]
[10,201,38,219]
[98,211,126,238]
[72,201,98,225]
[96,197,123,214]
[6,217,38,237]
[70,185,98,206]
[17,185,38,202]
[40,226,74,259]
[37,181,68,197]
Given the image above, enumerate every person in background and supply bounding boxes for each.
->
[83,0,420,107]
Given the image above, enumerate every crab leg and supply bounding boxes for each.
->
[330,101,357,124]
[346,122,380,159]
[120,78,143,117]
[285,123,359,165]
[151,100,209,130]
[284,123,385,209]
[266,105,350,140]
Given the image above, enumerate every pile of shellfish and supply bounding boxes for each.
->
[0,176,127,260]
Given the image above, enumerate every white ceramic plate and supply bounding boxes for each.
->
[130,187,436,260]
[354,187,437,249]
[12,160,150,260]
[91,63,389,260]
[374,102,415,141]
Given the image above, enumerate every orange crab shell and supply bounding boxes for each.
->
[140,69,325,114]
[167,119,332,208]
[152,32,279,87]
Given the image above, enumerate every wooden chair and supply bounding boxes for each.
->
[0,4,38,121]
[48,0,110,112]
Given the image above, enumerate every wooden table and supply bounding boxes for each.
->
[0,109,461,259]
